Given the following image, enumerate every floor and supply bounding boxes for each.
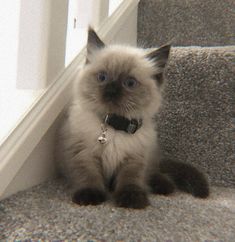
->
[1,179,234,241]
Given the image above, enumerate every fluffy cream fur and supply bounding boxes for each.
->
[55,28,210,208]
[56,28,171,208]
[58,45,162,183]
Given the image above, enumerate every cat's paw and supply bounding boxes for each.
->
[72,188,106,205]
[115,184,149,209]
[149,173,175,195]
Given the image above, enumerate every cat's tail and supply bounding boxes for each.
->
[158,159,210,198]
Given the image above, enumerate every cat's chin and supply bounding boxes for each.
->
[95,103,126,116]
[93,108,136,121]
[101,107,138,118]
[87,101,148,120]
[85,97,143,118]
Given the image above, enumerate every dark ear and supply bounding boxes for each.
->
[146,44,171,86]
[86,27,105,63]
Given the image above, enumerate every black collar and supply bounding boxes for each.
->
[104,114,142,134]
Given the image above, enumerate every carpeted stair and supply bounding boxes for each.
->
[1,0,235,241]
[138,0,235,47]
[1,179,235,241]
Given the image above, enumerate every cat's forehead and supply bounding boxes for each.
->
[93,46,153,76]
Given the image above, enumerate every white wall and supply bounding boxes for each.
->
[0,1,20,90]
[17,0,69,89]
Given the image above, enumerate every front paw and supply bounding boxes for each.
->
[72,188,106,205]
[115,185,149,209]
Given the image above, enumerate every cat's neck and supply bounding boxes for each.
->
[95,109,156,129]
[96,110,142,124]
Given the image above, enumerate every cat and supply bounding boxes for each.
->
[56,27,209,209]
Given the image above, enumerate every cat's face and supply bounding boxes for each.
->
[76,28,171,118]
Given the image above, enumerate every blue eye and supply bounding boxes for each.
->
[123,77,138,89]
[97,72,108,83]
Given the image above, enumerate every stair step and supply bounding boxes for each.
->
[1,179,235,240]
[158,46,235,187]
[138,0,235,46]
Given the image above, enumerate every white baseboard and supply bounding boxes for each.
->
[0,0,139,200]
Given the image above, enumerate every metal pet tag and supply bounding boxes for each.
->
[98,123,108,144]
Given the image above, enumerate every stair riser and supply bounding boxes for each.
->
[138,0,235,47]
[157,47,235,187]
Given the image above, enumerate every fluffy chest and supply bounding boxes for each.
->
[70,107,155,177]
[97,125,155,177]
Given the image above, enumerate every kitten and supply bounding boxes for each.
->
[56,27,209,209]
